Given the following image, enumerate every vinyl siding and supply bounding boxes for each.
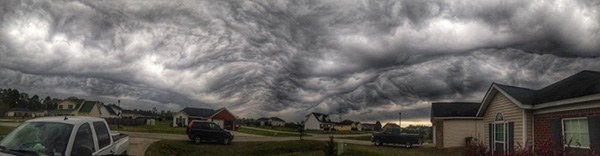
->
[442,120,484,148]
[484,93,525,148]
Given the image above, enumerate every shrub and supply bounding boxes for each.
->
[324,136,337,156]
[462,137,598,156]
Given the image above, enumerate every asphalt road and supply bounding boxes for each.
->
[121,128,375,156]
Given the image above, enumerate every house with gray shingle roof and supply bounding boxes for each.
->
[431,70,600,153]
[257,117,286,126]
[173,107,237,130]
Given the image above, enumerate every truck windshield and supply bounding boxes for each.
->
[0,122,73,156]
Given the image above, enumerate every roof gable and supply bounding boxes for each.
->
[104,105,116,115]
[78,101,99,113]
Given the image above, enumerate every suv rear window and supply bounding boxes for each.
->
[93,122,111,149]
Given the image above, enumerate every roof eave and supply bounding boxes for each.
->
[533,93,600,109]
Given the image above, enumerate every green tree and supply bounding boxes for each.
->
[375,121,382,131]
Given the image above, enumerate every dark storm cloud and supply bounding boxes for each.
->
[0,0,599,124]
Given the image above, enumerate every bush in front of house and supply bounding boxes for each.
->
[462,138,598,156]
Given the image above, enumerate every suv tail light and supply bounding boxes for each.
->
[187,122,194,134]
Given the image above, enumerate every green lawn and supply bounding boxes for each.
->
[305,130,371,135]
[246,125,371,135]
[109,120,186,134]
[0,125,15,136]
[247,125,299,132]
[145,140,461,156]
[338,136,372,141]
[238,127,301,137]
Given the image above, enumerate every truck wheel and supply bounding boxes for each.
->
[222,138,230,145]
[374,139,382,146]
[405,142,412,148]
[194,136,202,144]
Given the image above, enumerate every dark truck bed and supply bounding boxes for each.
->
[371,128,422,148]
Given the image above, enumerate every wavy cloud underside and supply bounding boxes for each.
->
[1,0,599,123]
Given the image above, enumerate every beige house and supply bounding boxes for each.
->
[335,120,354,131]
[431,102,483,149]
[435,71,600,153]
[257,117,286,126]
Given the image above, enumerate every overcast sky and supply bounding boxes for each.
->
[1,0,599,126]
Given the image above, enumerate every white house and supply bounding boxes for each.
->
[304,112,336,130]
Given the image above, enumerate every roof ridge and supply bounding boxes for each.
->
[537,70,600,91]
[493,82,537,91]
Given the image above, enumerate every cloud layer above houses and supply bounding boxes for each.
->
[1,0,599,124]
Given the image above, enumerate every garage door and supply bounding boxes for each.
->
[213,119,224,129]
[224,120,234,130]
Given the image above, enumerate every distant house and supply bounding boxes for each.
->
[433,71,600,153]
[431,102,482,149]
[173,107,236,130]
[50,97,84,116]
[5,107,33,117]
[335,120,354,131]
[382,123,400,130]
[257,117,286,126]
[121,109,139,119]
[31,110,48,117]
[361,123,375,131]
[351,122,362,131]
[50,98,104,118]
[304,112,336,130]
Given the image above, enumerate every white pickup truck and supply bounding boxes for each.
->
[0,117,129,156]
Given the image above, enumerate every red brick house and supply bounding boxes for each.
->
[433,71,600,153]
[476,71,600,153]
[173,107,236,130]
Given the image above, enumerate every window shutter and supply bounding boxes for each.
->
[489,123,493,149]
[589,116,600,151]
[508,122,514,151]
[550,119,562,148]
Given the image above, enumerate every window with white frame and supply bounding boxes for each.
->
[493,113,506,152]
[563,118,589,148]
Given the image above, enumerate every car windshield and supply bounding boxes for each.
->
[0,122,73,156]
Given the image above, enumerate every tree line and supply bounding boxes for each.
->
[0,88,175,119]
[0,88,62,115]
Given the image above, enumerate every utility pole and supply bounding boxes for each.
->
[399,112,402,129]
[118,100,121,129]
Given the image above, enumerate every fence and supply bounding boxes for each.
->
[105,118,146,126]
